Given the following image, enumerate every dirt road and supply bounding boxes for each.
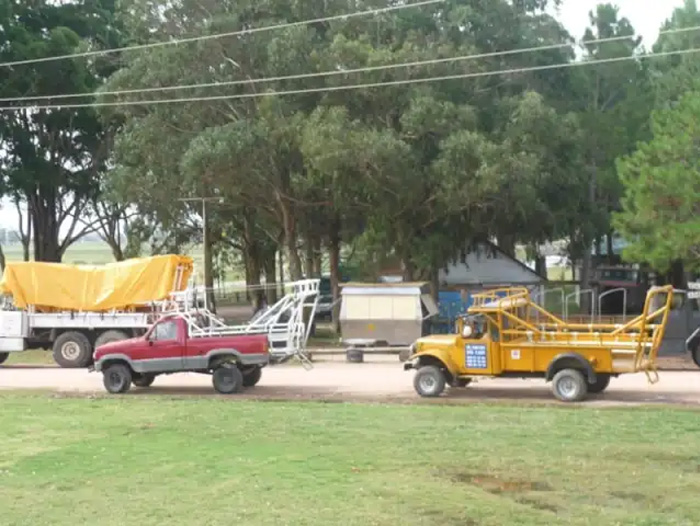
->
[2,358,700,407]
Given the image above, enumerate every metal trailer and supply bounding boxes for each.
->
[339,282,439,362]
[0,263,191,368]
[164,279,321,367]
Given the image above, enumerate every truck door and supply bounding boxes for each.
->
[461,316,494,375]
[143,318,184,372]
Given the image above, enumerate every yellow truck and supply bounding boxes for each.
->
[403,285,674,402]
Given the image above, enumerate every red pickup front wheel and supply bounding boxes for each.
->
[212,364,244,394]
[103,364,132,394]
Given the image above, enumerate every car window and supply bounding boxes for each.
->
[154,320,178,341]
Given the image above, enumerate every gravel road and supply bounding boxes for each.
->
[2,357,700,407]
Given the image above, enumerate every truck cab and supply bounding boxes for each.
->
[93,315,270,395]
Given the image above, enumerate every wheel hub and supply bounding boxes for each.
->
[108,371,123,388]
[419,375,437,393]
[61,342,80,360]
[217,370,234,388]
[557,377,577,398]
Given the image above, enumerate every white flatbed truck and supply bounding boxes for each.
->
[0,308,158,367]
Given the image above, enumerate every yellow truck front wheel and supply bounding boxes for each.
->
[551,368,588,402]
[413,365,446,397]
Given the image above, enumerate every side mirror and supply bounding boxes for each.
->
[462,325,473,338]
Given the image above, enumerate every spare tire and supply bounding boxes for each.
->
[0,352,8,365]
[53,331,92,368]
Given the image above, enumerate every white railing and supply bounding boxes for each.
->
[165,279,321,368]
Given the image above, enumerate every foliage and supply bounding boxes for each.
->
[0,0,124,261]
[0,0,696,284]
[615,90,700,273]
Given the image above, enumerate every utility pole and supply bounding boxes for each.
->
[179,197,223,312]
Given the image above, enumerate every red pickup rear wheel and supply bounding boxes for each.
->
[212,364,244,394]
[242,367,262,387]
[132,373,156,388]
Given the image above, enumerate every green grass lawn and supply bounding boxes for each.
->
[1,395,700,526]
[3,350,54,366]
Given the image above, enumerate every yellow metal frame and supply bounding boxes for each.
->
[462,285,674,382]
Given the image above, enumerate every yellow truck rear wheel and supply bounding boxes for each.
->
[588,374,611,394]
[551,368,588,402]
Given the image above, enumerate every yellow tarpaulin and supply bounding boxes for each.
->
[0,255,194,311]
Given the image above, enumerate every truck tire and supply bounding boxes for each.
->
[95,330,129,349]
[132,373,156,388]
[212,364,244,394]
[0,352,8,365]
[588,374,610,394]
[53,331,92,368]
[691,344,700,369]
[413,365,446,397]
[102,363,132,394]
[551,368,588,402]
[242,367,262,387]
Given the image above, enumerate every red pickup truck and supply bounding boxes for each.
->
[92,315,270,394]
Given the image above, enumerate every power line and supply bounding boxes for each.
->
[3,23,698,104]
[0,34,639,103]
[2,46,697,112]
[0,0,443,68]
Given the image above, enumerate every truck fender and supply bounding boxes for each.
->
[686,327,700,353]
[405,351,457,379]
[546,353,596,383]
[94,353,137,373]
[207,349,243,365]
[207,349,269,366]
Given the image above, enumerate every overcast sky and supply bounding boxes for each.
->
[556,0,685,44]
[0,0,688,231]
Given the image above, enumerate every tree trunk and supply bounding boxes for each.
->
[0,244,6,272]
[304,237,314,279]
[580,249,593,314]
[279,201,302,280]
[242,218,265,312]
[16,201,32,261]
[535,255,547,279]
[669,259,686,289]
[606,231,614,264]
[203,212,216,313]
[313,237,322,277]
[263,249,278,305]
[107,239,125,261]
[243,247,251,302]
[278,248,285,290]
[429,265,440,303]
[402,257,415,282]
[498,235,516,258]
[246,246,265,313]
[329,218,342,334]
[27,188,62,263]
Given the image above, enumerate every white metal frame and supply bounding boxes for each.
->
[163,279,321,368]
